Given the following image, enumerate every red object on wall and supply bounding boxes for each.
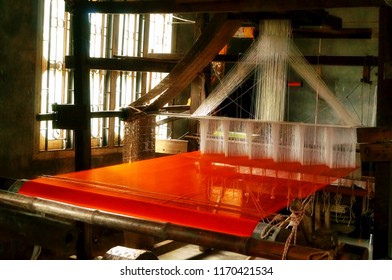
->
[287,81,303,87]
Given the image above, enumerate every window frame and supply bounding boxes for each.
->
[34,0,173,160]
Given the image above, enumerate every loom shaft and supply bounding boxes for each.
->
[0,190,335,260]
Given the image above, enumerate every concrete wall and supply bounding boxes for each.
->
[0,0,41,179]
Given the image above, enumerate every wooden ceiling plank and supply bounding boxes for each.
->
[71,0,386,14]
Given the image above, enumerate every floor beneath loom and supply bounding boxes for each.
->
[155,241,250,260]
[131,235,371,260]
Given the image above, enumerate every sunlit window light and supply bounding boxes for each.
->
[40,0,174,151]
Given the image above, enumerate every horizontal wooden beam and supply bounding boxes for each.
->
[357,126,392,162]
[70,0,386,14]
[293,28,373,39]
[64,54,376,74]
[305,55,378,66]
[226,10,343,29]
[360,143,392,162]
[357,126,392,143]
[215,54,378,66]
[65,56,177,72]
[323,185,374,198]
[64,54,377,75]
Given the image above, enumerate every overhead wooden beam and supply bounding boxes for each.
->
[69,0,386,14]
[356,127,392,161]
[131,13,242,111]
[290,9,343,29]
[215,54,378,66]
[65,54,377,74]
[357,126,392,143]
[228,10,343,29]
[360,143,392,162]
[293,27,373,39]
[65,56,177,72]
[304,55,377,66]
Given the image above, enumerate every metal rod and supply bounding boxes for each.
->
[35,106,190,122]
[36,111,126,122]
[0,190,332,260]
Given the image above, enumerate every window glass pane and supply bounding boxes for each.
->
[149,14,173,140]
[40,0,174,150]
[40,0,71,151]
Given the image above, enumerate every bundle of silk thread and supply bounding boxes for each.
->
[198,117,357,168]
[194,19,358,169]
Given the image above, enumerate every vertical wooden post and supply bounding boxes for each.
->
[190,13,209,116]
[72,5,91,172]
[72,2,92,259]
[373,6,392,260]
[324,201,331,229]
[189,13,209,152]
[314,197,321,231]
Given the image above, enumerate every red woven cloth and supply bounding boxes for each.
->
[19,151,356,237]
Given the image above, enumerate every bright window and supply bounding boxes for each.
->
[40,0,173,151]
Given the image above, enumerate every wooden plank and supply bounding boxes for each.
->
[357,126,392,143]
[155,139,188,154]
[360,143,392,162]
[305,55,377,66]
[293,28,373,39]
[323,185,374,198]
[214,54,378,66]
[65,56,177,72]
[131,13,242,110]
[227,10,343,30]
[0,208,77,256]
[69,54,377,73]
[72,0,385,14]
[213,54,378,66]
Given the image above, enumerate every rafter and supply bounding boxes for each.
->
[131,13,242,111]
[70,0,386,14]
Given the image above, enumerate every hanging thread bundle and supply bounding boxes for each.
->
[194,19,358,170]
[253,20,291,121]
[198,117,357,169]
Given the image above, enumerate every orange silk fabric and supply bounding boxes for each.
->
[18,151,356,237]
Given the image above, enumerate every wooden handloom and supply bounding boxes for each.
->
[15,150,356,237]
